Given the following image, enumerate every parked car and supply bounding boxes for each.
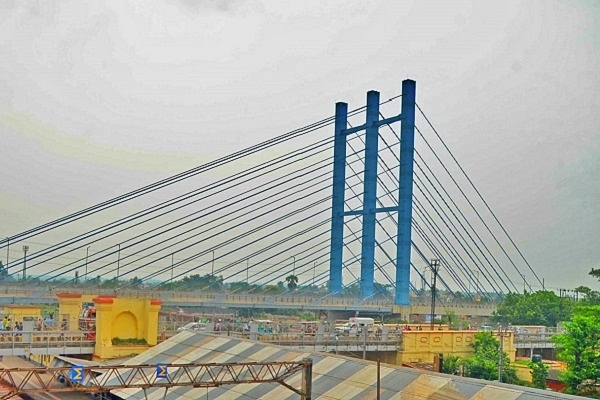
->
[177,322,207,332]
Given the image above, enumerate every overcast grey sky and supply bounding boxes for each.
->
[1,1,599,291]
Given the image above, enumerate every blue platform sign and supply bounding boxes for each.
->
[156,363,168,379]
[71,365,84,383]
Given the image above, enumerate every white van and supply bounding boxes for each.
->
[335,317,375,335]
[177,322,207,332]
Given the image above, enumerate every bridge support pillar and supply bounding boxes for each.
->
[328,80,416,304]
[329,102,348,294]
[359,91,380,299]
[395,80,416,305]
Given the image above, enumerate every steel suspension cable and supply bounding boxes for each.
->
[416,105,541,290]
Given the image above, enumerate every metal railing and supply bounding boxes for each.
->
[0,330,95,355]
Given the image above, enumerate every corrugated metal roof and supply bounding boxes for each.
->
[104,332,584,400]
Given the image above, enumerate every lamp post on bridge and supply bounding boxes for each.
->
[22,245,29,281]
[291,256,296,276]
[85,246,90,284]
[116,243,121,282]
[421,267,428,293]
[211,250,215,275]
[171,253,174,285]
[520,273,526,294]
[429,259,440,330]
[471,269,480,298]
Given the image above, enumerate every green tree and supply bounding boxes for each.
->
[552,305,600,395]
[589,268,600,281]
[491,291,572,326]
[128,276,143,288]
[529,360,549,389]
[460,332,518,384]
[445,310,457,329]
[442,354,461,374]
[340,282,360,297]
[0,261,7,278]
[579,271,600,305]
[373,282,393,298]
[285,274,298,290]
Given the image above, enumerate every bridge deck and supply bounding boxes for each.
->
[0,285,497,317]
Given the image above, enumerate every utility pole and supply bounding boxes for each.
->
[497,327,509,382]
[430,259,440,330]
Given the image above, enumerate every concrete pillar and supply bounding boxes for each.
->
[381,326,389,341]
[146,300,162,346]
[57,293,83,331]
[93,296,115,359]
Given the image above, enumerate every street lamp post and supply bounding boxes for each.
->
[116,244,121,282]
[171,253,174,284]
[211,250,215,275]
[22,245,29,281]
[520,273,526,293]
[471,269,480,297]
[429,259,440,330]
[85,246,90,284]
[421,267,428,292]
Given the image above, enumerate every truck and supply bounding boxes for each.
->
[334,317,375,336]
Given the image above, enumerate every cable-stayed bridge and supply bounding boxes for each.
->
[0,80,543,315]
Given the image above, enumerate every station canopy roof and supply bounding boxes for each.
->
[104,331,581,400]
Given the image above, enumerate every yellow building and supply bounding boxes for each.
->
[2,304,42,325]
[398,329,515,365]
[57,293,162,360]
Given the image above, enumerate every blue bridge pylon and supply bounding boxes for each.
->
[329,80,416,305]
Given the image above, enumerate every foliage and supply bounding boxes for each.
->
[442,354,460,374]
[491,291,573,326]
[179,273,223,290]
[0,261,7,278]
[459,332,518,384]
[553,305,600,395]
[373,282,393,298]
[528,360,549,389]
[590,268,600,281]
[576,275,600,306]
[285,274,298,290]
[112,337,148,346]
[128,276,143,288]
[445,310,457,329]
[87,275,102,285]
